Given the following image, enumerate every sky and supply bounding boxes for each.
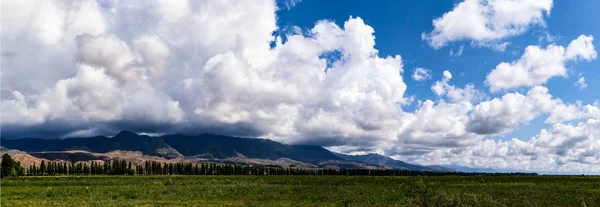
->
[1,0,599,174]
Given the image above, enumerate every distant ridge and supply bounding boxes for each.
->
[336,153,433,171]
[160,133,343,163]
[1,131,445,171]
[1,131,181,158]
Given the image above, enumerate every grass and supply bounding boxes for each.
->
[1,175,599,206]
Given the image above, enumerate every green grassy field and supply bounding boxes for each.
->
[1,176,599,206]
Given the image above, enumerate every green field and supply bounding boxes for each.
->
[1,176,599,206]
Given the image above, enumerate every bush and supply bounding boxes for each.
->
[9,167,18,177]
[164,178,175,186]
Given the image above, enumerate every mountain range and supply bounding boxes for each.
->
[1,131,451,172]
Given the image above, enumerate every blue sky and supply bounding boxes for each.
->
[278,0,600,142]
[1,0,599,174]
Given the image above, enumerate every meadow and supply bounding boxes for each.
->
[1,175,599,206]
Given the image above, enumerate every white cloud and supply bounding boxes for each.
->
[1,0,409,149]
[394,100,480,154]
[538,32,560,43]
[474,41,510,52]
[546,102,600,124]
[456,45,464,56]
[467,86,558,135]
[566,35,597,61]
[1,0,108,94]
[281,0,303,10]
[466,84,592,136]
[412,67,432,81]
[449,45,464,56]
[546,102,583,124]
[423,0,553,49]
[443,70,452,80]
[486,35,597,92]
[1,0,597,173]
[575,77,588,90]
[408,105,600,174]
[431,70,485,103]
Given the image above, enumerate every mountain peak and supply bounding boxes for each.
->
[113,131,139,139]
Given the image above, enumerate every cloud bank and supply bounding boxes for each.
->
[486,35,596,92]
[1,0,599,174]
[423,0,553,50]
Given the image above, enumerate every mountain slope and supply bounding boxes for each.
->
[161,134,343,163]
[2,131,440,171]
[336,153,446,171]
[1,131,342,164]
[1,131,181,158]
[109,131,182,158]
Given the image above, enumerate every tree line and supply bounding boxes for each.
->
[1,153,538,177]
[27,160,135,176]
[1,153,26,177]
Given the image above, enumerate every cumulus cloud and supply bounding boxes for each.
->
[408,105,600,174]
[565,35,597,61]
[423,0,553,49]
[412,67,432,81]
[486,35,597,92]
[1,0,597,173]
[467,86,557,135]
[442,70,452,80]
[0,0,108,95]
[431,70,485,103]
[386,71,490,156]
[1,0,409,149]
[393,100,480,155]
[546,102,600,124]
[575,77,588,90]
[467,85,594,135]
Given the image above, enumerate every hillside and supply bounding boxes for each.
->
[161,134,342,163]
[1,131,181,158]
[1,131,443,171]
[336,153,433,171]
